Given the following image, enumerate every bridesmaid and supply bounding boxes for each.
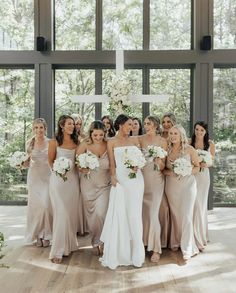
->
[76,121,111,255]
[139,116,167,263]
[159,112,176,247]
[48,115,80,263]
[131,117,143,136]
[161,113,177,139]
[72,113,86,142]
[190,121,215,250]
[101,115,116,138]
[163,124,200,261]
[72,113,87,236]
[25,118,52,247]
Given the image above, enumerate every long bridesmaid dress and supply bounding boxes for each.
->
[49,147,80,260]
[159,194,170,248]
[165,154,199,259]
[194,165,210,250]
[25,146,52,243]
[80,152,110,248]
[142,150,164,254]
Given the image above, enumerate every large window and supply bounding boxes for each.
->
[150,69,191,135]
[0,0,34,50]
[213,68,236,205]
[0,69,34,203]
[150,0,191,49]
[55,0,96,50]
[214,0,236,49]
[103,0,143,49]
[55,69,95,128]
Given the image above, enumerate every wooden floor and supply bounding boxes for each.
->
[0,207,236,293]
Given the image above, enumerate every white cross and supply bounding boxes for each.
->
[71,50,169,104]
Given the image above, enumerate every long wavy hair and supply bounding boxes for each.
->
[85,120,107,144]
[145,115,161,134]
[191,121,210,151]
[114,114,130,131]
[168,124,189,154]
[55,115,78,146]
[101,115,116,137]
[27,118,47,153]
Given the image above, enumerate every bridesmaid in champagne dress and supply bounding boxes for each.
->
[101,115,116,139]
[139,116,167,263]
[48,115,80,264]
[72,113,87,236]
[163,124,200,261]
[190,121,215,250]
[100,114,145,270]
[159,113,177,247]
[25,118,52,247]
[76,121,110,255]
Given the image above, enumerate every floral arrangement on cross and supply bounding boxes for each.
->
[107,73,133,117]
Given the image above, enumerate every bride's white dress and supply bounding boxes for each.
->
[100,146,145,270]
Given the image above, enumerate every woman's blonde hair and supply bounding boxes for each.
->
[85,120,107,145]
[27,118,47,153]
[168,124,189,153]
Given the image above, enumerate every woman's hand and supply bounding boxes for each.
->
[78,167,90,174]
[162,169,174,176]
[111,174,118,187]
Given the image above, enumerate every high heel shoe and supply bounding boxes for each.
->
[42,239,50,247]
[36,238,43,247]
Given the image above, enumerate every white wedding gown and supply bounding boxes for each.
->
[100,146,145,270]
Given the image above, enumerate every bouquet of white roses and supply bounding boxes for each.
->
[146,145,167,170]
[9,151,29,170]
[172,157,192,177]
[75,151,99,178]
[123,147,146,179]
[197,149,212,166]
[53,157,72,181]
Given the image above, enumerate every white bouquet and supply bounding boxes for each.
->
[123,147,146,179]
[9,151,29,170]
[197,149,212,165]
[53,157,72,181]
[146,145,167,170]
[75,151,99,178]
[172,157,192,177]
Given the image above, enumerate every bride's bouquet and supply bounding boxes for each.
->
[9,151,29,170]
[172,157,192,178]
[123,147,146,179]
[145,145,167,170]
[75,151,99,179]
[52,157,72,181]
[197,149,212,166]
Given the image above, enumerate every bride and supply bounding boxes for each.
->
[100,114,145,270]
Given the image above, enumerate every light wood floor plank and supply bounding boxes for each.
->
[0,207,236,292]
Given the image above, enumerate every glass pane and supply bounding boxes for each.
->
[214,0,236,49]
[0,69,34,203]
[55,69,95,130]
[0,0,34,50]
[150,0,191,50]
[103,0,143,50]
[55,0,95,50]
[150,69,191,135]
[102,69,142,120]
[213,68,236,205]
